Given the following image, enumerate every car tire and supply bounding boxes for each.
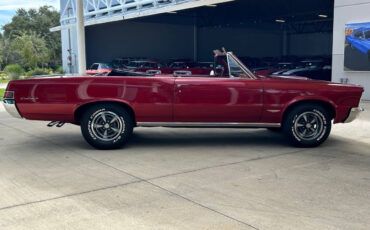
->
[80,104,133,149]
[283,104,331,147]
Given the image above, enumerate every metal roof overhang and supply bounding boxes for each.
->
[50,0,234,32]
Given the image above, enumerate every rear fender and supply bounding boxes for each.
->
[73,99,135,123]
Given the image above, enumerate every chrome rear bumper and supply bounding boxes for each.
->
[344,107,364,123]
[2,100,22,119]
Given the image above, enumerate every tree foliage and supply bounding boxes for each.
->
[0,6,61,70]
[4,64,24,80]
[12,32,49,69]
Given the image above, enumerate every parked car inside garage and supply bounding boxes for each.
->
[86,63,113,75]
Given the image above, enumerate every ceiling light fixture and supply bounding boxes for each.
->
[318,14,328,18]
[206,4,217,7]
[275,19,286,23]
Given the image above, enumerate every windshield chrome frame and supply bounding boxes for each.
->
[226,52,256,79]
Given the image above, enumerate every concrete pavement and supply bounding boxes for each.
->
[0,102,369,230]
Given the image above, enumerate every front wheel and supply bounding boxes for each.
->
[283,104,331,147]
[80,104,133,149]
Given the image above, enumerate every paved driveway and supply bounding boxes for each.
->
[0,102,369,230]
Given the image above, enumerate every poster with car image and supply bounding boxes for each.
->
[344,22,370,71]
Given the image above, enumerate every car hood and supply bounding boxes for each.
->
[261,75,363,90]
[361,39,370,47]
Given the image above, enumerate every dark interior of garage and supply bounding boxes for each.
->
[85,0,334,80]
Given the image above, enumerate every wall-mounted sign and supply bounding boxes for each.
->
[344,22,370,71]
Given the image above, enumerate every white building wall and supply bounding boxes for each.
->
[333,0,370,100]
[61,27,79,74]
[60,0,79,74]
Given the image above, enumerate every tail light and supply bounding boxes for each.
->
[3,91,14,99]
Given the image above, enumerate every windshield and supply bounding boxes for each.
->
[228,57,245,77]
[90,64,99,70]
[365,30,370,39]
[227,53,255,79]
[127,61,146,68]
[354,31,365,39]
[212,51,255,79]
[101,63,112,69]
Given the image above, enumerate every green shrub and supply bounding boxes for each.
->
[0,71,9,81]
[55,66,64,74]
[4,64,24,80]
[0,89,5,100]
[26,68,52,77]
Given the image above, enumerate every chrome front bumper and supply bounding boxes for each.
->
[344,107,364,123]
[2,100,22,119]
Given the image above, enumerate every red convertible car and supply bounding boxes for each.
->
[2,49,364,149]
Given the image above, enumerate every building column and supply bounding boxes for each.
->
[193,12,198,62]
[282,29,288,56]
[76,0,86,74]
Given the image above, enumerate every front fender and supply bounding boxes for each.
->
[281,96,338,122]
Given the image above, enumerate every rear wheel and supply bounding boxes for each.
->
[283,104,331,147]
[80,104,133,149]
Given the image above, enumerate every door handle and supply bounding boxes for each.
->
[177,84,189,88]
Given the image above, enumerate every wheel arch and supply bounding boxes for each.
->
[281,98,337,127]
[73,100,136,125]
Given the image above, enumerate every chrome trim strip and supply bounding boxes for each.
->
[344,107,364,123]
[267,110,281,113]
[174,70,192,76]
[2,100,22,119]
[137,122,281,128]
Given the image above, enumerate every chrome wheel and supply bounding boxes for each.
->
[90,111,124,141]
[294,111,324,141]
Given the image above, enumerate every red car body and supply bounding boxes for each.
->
[2,50,364,149]
[4,75,362,124]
